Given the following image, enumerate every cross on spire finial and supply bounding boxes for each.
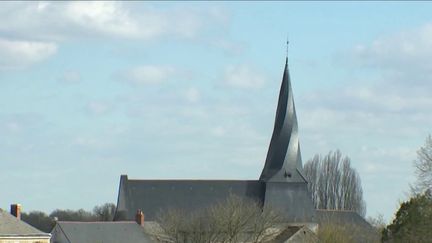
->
[286,34,289,63]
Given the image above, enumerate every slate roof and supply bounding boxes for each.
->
[268,225,302,243]
[115,176,265,220]
[316,210,379,243]
[268,225,318,243]
[284,226,318,243]
[52,221,153,243]
[316,210,373,230]
[0,209,50,237]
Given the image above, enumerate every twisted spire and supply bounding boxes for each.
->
[259,53,306,183]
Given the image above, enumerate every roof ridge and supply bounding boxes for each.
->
[316,209,358,213]
[128,179,259,182]
[58,221,136,224]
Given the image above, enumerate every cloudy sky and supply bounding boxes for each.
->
[1,2,431,222]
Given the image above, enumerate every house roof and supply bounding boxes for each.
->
[316,210,373,230]
[0,209,50,237]
[53,221,152,243]
[316,210,379,243]
[268,225,303,243]
[285,225,318,243]
[267,225,318,243]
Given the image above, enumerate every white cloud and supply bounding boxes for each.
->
[86,101,112,115]
[298,23,432,219]
[211,126,226,137]
[5,122,21,133]
[121,65,178,85]
[212,39,246,56]
[58,70,81,83]
[223,64,267,89]
[351,22,432,74]
[0,2,235,69]
[63,2,148,39]
[300,87,432,142]
[184,87,201,103]
[0,38,57,69]
[0,113,46,136]
[302,85,432,116]
[72,136,113,150]
[0,2,225,41]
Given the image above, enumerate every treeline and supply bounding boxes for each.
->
[21,203,116,233]
[379,135,432,242]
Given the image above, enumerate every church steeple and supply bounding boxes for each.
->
[259,49,306,183]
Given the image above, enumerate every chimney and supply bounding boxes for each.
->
[10,204,21,220]
[135,209,144,226]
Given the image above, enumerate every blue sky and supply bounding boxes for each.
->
[1,2,432,222]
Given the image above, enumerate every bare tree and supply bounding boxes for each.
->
[49,208,96,222]
[157,195,282,243]
[93,203,116,221]
[412,134,432,194]
[21,202,117,232]
[21,211,55,233]
[367,213,386,234]
[304,150,366,217]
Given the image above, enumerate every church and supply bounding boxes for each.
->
[114,54,316,223]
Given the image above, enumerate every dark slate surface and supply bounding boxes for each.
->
[115,175,265,220]
[264,182,316,222]
[52,221,152,243]
[260,57,306,183]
